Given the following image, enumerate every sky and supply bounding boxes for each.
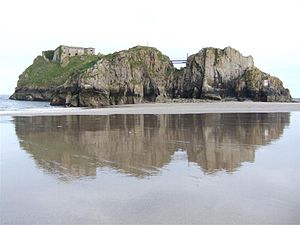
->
[0,0,299,97]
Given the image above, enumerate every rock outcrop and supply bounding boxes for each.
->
[10,45,292,105]
[10,52,101,101]
[235,67,291,102]
[173,47,254,100]
[51,46,174,107]
[9,87,55,101]
[172,47,291,102]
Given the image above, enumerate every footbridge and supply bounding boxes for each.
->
[171,59,187,64]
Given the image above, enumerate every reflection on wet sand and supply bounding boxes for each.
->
[14,113,290,179]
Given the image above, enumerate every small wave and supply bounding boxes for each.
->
[0,95,62,111]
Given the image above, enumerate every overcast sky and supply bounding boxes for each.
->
[0,0,299,97]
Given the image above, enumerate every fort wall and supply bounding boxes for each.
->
[43,45,95,63]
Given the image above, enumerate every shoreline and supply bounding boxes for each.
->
[0,102,300,117]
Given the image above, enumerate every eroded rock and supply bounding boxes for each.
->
[176,47,254,99]
[235,67,291,102]
[10,45,292,106]
[52,46,174,107]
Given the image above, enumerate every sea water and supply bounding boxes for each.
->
[0,95,60,111]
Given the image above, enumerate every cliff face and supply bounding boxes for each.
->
[9,53,101,101]
[173,47,254,100]
[236,67,292,102]
[51,46,174,107]
[172,47,291,102]
[10,45,292,105]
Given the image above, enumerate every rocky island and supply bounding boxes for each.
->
[10,45,292,107]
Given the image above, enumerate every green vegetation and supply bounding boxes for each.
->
[102,45,170,65]
[18,55,101,87]
[103,52,119,62]
[129,58,143,68]
[129,78,141,85]
[129,45,156,52]
[43,50,54,60]
[18,45,173,88]
[166,67,174,76]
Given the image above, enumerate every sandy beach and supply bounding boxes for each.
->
[1,101,299,116]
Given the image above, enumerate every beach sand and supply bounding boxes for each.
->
[1,105,299,224]
[1,101,299,116]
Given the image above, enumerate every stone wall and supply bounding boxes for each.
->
[44,45,95,64]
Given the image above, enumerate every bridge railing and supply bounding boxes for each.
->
[171,60,187,64]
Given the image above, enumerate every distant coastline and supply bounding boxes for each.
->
[292,98,300,102]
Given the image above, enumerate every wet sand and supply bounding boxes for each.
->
[1,101,299,116]
[1,113,299,224]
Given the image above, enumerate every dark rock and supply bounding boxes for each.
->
[9,87,54,101]
[235,67,292,102]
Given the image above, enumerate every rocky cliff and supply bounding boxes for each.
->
[171,47,291,101]
[235,67,292,102]
[10,45,292,105]
[10,53,101,101]
[51,46,174,107]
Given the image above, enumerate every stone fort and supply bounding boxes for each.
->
[42,45,95,64]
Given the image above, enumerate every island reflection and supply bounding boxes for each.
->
[14,113,290,179]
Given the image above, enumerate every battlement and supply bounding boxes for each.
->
[42,45,95,64]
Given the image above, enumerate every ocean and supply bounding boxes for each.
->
[0,95,61,111]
